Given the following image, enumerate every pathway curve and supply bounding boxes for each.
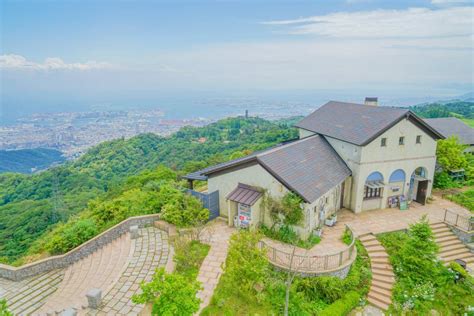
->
[360,233,395,311]
[86,226,170,316]
[196,219,235,314]
[37,233,132,315]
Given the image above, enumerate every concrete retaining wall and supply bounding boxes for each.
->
[0,214,160,281]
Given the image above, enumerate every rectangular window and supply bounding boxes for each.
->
[364,185,382,199]
[399,136,405,145]
[381,138,387,147]
[416,135,422,144]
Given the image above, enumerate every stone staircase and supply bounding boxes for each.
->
[360,233,395,311]
[37,233,132,315]
[430,222,474,266]
[1,269,64,315]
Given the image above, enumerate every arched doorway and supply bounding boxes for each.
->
[409,167,428,204]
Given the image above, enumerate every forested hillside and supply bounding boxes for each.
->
[0,148,65,174]
[0,117,298,264]
[410,101,474,126]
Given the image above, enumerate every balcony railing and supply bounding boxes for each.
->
[258,224,356,274]
[443,208,474,232]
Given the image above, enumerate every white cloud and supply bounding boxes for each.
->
[431,0,472,5]
[0,54,111,70]
[263,7,473,39]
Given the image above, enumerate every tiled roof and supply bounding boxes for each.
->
[226,183,263,206]
[295,101,429,145]
[257,135,351,203]
[425,117,474,145]
[184,134,351,203]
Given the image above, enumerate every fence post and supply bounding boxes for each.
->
[455,214,459,227]
[443,209,447,222]
[339,251,343,266]
[324,255,328,270]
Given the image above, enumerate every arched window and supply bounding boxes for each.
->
[367,172,383,182]
[389,169,406,183]
[364,172,384,199]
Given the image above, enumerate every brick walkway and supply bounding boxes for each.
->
[196,219,235,314]
[86,227,170,316]
[264,195,470,257]
[37,233,132,314]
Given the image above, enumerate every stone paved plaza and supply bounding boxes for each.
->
[0,226,169,316]
[264,195,470,257]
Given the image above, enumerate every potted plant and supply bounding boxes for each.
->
[325,213,337,226]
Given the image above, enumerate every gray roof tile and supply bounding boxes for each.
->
[425,117,474,145]
[226,183,263,205]
[257,135,351,203]
[295,101,410,145]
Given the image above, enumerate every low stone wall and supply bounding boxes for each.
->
[0,214,161,281]
[450,226,474,245]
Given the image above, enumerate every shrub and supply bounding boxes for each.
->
[224,231,269,297]
[380,217,474,314]
[0,299,13,316]
[341,228,352,245]
[173,238,210,280]
[318,291,360,316]
[45,218,98,254]
[132,267,201,316]
[160,192,209,227]
[260,224,320,249]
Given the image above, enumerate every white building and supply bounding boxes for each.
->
[184,100,444,238]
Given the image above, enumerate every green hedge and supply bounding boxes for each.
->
[319,291,360,316]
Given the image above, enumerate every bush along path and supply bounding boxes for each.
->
[430,222,474,267]
[359,233,395,311]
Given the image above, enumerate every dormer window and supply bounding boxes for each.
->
[381,138,387,147]
[399,136,405,145]
[416,135,422,144]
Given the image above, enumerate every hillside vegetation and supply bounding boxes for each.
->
[0,117,298,264]
[0,148,65,174]
[410,101,474,121]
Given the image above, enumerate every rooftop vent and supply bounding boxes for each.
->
[365,97,378,106]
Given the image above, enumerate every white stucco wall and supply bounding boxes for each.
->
[299,128,316,139]
[353,118,437,212]
[207,163,288,220]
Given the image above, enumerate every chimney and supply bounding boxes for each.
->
[364,97,378,106]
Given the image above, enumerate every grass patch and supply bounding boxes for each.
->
[132,238,210,315]
[462,118,474,128]
[201,231,370,316]
[260,224,321,249]
[444,188,474,212]
[378,217,474,314]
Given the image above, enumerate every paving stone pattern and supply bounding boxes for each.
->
[37,233,132,314]
[0,269,64,315]
[86,227,169,316]
[196,220,235,314]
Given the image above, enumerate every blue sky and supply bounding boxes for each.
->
[0,0,473,119]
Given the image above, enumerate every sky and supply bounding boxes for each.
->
[0,0,473,121]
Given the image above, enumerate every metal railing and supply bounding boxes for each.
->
[443,209,474,232]
[258,224,356,273]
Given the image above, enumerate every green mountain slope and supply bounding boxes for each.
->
[0,148,65,174]
[0,117,298,264]
[410,101,474,119]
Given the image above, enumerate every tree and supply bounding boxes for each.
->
[436,136,467,171]
[132,268,201,316]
